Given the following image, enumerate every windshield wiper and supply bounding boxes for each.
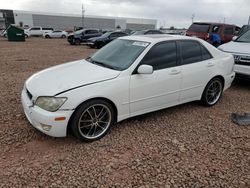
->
[87,57,118,70]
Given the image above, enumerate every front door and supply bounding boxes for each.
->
[129,41,181,116]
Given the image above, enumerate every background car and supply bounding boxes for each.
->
[43,30,68,38]
[1,29,7,38]
[25,27,54,37]
[186,22,241,46]
[67,29,102,45]
[22,35,235,142]
[132,29,165,35]
[218,29,250,78]
[86,31,128,48]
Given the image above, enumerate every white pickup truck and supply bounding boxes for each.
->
[25,27,53,37]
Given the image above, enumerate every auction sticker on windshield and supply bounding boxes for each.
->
[132,41,149,47]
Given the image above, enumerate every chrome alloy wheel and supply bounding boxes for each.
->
[206,80,223,105]
[78,104,112,139]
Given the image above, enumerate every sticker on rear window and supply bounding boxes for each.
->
[132,42,149,47]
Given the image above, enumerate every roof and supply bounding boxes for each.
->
[193,22,238,27]
[121,34,200,43]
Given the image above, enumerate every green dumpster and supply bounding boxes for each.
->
[7,25,25,42]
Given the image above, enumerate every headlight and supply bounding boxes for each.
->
[35,97,67,112]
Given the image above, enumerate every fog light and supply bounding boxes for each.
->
[41,124,52,131]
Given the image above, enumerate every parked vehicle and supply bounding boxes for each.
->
[43,30,68,38]
[21,35,235,142]
[132,29,165,35]
[186,22,241,46]
[67,29,102,45]
[218,29,250,77]
[1,30,7,38]
[25,27,54,37]
[86,31,128,48]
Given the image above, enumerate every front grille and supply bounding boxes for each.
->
[26,89,33,100]
[234,55,250,66]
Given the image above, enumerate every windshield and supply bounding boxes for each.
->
[132,30,146,35]
[101,32,112,38]
[236,30,250,43]
[87,39,150,71]
[189,23,210,32]
[75,30,84,34]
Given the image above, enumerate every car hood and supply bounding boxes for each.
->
[25,59,120,97]
[219,41,250,54]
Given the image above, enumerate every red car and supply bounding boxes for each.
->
[186,22,241,46]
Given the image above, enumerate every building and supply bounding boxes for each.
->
[0,9,157,31]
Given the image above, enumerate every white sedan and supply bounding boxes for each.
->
[43,30,68,38]
[21,35,235,142]
[218,29,250,77]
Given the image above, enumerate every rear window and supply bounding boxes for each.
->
[189,23,210,32]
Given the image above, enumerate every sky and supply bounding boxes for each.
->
[0,0,249,28]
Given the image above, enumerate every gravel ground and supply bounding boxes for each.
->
[0,37,250,188]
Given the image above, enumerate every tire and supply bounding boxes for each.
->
[45,35,50,38]
[61,35,66,38]
[97,42,105,49]
[71,99,115,142]
[25,34,28,38]
[75,39,81,45]
[201,78,223,106]
[3,34,7,38]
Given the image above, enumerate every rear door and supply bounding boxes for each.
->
[178,40,214,103]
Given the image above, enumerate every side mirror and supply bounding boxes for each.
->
[232,36,237,41]
[137,65,153,74]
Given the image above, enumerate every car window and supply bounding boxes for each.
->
[180,41,202,65]
[145,31,153,34]
[110,33,118,38]
[87,30,98,34]
[140,42,177,70]
[30,27,40,31]
[211,25,220,33]
[189,23,210,32]
[117,32,126,37]
[201,45,213,60]
[224,27,233,35]
[152,30,162,34]
[236,30,250,42]
[42,28,53,31]
[234,27,241,35]
[89,39,149,70]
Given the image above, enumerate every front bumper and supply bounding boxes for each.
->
[224,72,236,90]
[235,64,250,76]
[21,89,74,137]
[86,42,95,47]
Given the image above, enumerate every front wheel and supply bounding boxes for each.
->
[71,100,115,142]
[201,78,223,106]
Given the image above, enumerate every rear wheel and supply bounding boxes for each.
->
[45,35,50,38]
[201,78,223,106]
[71,99,115,142]
[61,35,66,38]
[75,39,81,45]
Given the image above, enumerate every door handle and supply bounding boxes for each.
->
[169,69,181,75]
[207,62,215,67]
